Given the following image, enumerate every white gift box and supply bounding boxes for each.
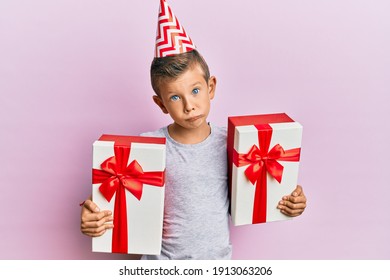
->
[92,135,166,254]
[227,114,303,226]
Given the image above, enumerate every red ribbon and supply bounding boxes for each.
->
[233,124,300,224]
[92,143,165,254]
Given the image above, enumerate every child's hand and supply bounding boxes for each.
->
[277,185,307,217]
[80,197,114,237]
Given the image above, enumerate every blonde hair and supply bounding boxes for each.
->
[150,49,210,96]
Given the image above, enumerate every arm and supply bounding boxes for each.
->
[277,185,307,217]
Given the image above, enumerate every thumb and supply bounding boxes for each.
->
[83,199,100,213]
[292,185,303,197]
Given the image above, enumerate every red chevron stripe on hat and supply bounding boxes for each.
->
[155,0,196,58]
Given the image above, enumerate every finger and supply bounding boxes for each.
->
[280,208,304,217]
[81,223,113,237]
[279,199,306,210]
[277,200,306,215]
[83,199,100,213]
[83,232,104,238]
[278,203,306,216]
[81,210,112,223]
[81,216,114,236]
[81,214,114,229]
[283,188,306,202]
[81,221,114,233]
[283,194,307,204]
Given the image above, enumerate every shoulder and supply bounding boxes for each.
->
[140,127,167,138]
[210,124,227,143]
[211,124,227,137]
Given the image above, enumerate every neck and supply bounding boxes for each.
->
[168,122,211,144]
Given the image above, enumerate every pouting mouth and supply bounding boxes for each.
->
[186,115,203,122]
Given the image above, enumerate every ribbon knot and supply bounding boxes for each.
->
[243,144,285,185]
[94,152,146,201]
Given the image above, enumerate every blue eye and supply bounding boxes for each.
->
[170,95,180,101]
[192,88,199,94]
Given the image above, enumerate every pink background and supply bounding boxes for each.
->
[1,0,389,259]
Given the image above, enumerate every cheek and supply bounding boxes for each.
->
[166,103,182,115]
[201,97,211,107]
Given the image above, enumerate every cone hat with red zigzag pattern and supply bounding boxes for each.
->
[155,0,196,58]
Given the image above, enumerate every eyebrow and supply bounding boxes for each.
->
[191,82,202,87]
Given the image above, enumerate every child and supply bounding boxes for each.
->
[80,0,307,260]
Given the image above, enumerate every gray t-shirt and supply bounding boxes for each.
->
[141,124,232,260]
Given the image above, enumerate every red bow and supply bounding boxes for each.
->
[92,144,165,253]
[241,144,285,185]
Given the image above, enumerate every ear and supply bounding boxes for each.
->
[152,95,169,114]
[208,76,217,100]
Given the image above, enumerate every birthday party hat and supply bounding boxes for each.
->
[155,0,196,58]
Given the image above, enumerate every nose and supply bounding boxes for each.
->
[183,97,195,113]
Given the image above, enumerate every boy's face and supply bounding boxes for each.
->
[153,64,216,132]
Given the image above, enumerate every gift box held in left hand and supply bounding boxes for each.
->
[92,134,166,254]
[227,113,303,226]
